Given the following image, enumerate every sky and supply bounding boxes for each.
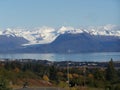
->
[0,0,120,29]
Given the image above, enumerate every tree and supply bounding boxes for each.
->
[49,66,58,81]
[106,59,117,82]
[94,68,105,80]
[14,67,20,73]
[87,73,94,87]
[43,75,49,82]
[72,73,79,78]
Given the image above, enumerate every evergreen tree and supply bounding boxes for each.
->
[106,58,117,82]
[49,66,58,81]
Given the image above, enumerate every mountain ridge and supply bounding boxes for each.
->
[0,24,120,46]
[5,32,119,53]
[0,24,120,53]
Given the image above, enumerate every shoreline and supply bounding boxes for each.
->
[0,58,120,69]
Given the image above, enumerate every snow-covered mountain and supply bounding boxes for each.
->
[0,27,58,45]
[0,24,120,46]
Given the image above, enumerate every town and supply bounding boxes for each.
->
[1,58,120,69]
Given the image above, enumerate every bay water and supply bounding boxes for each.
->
[0,52,120,62]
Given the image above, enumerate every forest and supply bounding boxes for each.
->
[0,59,120,90]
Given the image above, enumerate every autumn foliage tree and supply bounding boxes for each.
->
[43,75,49,82]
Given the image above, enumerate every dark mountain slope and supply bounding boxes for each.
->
[0,35,29,53]
[15,33,120,53]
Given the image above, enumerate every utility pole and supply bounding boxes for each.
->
[67,50,71,89]
[67,61,70,88]
[83,65,86,88]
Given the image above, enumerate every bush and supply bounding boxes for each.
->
[115,85,120,90]
[0,76,11,90]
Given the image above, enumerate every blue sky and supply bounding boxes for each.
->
[0,0,120,29]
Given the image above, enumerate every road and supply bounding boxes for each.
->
[14,87,66,90]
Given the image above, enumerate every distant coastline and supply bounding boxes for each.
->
[0,58,120,69]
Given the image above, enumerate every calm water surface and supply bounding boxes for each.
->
[0,52,120,62]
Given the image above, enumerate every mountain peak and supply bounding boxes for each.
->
[0,25,120,45]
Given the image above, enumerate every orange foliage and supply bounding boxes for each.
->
[14,67,20,73]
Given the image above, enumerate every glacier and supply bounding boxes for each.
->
[0,24,120,46]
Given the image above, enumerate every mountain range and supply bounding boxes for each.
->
[0,24,120,53]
